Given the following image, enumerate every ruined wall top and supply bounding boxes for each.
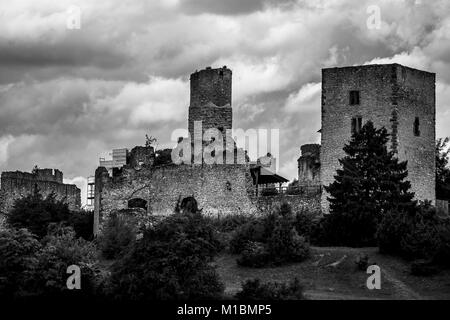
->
[190,66,232,108]
[300,144,320,158]
[1,168,63,183]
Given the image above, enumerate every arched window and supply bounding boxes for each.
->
[128,198,147,210]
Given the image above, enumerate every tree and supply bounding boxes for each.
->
[0,225,102,299]
[0,228,41,298]
[6,190,93,240]
[107,208,223,300]
[98,212,136,259]
[324,121,416,246]
[32,225,100,298]
[6,191,71,239]
[436,137,450,200]
[145,134,157,148]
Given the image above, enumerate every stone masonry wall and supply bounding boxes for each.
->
[95,164,259,233]
[0,169,81,215]
[298,144,321,186]
[95,162,322,235]
[320,64,435,212]
[395,65,436,204]
[252,194,321,214]
[188,66,232,137]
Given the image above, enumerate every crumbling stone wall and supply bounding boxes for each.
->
[320,64,435,212]
[94,163,259,234]
[298,144,321,186]
[128,145,155,168]
[0,169,81,215]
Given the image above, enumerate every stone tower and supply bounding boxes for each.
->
[188,66,232,138]
[320,63,436,212]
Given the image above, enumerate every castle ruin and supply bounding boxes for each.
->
[93,66,320,236]
[0,168,81,226]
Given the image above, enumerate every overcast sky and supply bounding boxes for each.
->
[1,0,450,206]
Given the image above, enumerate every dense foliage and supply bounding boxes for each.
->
[377,201,450,265]
[107,210,224,300]
[0,225,102,300]
[6,190,93,240]
[233,203,310,267]
[436,137,450,201]
[0,228,41,297]
[98,212,137,259]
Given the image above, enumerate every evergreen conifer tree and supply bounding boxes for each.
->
[324,121,415,246]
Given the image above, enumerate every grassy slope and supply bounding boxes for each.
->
[215,247,450,300]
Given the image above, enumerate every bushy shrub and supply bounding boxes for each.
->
[233,203,310,267]
[7,192,72,239]
[31,225,101,298]
[377,202,450,265]
[98,212,137,260]
[0,228,41,298]
[6,191,93,240]
[237,242,270,268]
[207,215,253,233]
[0,225,103,300]
[68,210,94,241]
[229,220,267,254]
[294,208,319,241]
[235,278,305,300]
[107,211,224,300]
[268,221,310,265]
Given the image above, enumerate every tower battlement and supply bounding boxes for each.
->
[190,66,232,108]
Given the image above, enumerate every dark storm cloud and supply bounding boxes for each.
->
[179,0,295,15]
[1,0,450,202]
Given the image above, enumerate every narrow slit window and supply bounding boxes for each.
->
[351,117,362,135]
[414,117,420,136]
[349,91,360,105]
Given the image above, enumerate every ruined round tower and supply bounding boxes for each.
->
[188,66,232,138]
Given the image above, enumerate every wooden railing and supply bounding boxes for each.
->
[254,185,322,197]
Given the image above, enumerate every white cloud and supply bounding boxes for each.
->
[364,47,431,70]
[111,77,189,126]
[0,135,14,165]
[284,82,321,113]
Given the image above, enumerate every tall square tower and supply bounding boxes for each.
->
[320,63,436,212]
